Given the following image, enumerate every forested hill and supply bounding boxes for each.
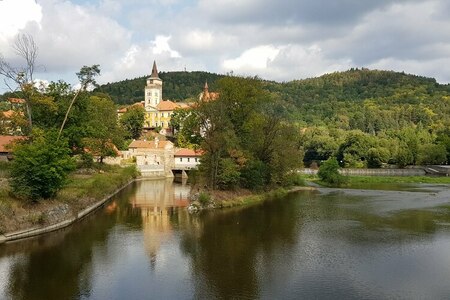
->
[96,68,449,133]
[266,69,450,132]
[95,71,225,104]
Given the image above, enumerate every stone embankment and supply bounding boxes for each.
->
[0,179,135,245]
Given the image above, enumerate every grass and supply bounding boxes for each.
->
[0,164,139,234]
[301,174,450,185]
[346,175,450,184]
[217,188,289,209]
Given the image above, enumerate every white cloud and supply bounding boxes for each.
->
[151,35,181,58]
[0,0,42,39]
[223,45,280,71]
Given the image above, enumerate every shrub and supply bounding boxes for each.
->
[10,131,76,201]
[318,157,348,186]
[198,192,211,206]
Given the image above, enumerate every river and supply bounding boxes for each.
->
[1,180,450,299]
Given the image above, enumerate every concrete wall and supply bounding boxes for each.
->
[300,168,427,176]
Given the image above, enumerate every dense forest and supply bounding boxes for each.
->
[2,68,449,169]
[95,71,224,104]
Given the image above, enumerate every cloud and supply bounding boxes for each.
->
[0,0,42,40]
[223,45,280,71]
[151,35,181,58]
[2,0,450,92]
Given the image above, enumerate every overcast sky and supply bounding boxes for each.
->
[1,0,450,93]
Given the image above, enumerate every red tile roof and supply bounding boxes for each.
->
[156,100,180,111]
[175,148,203,157]
[2,110,15,118]
[0,135,24,152]
[8,98,25,104]
[129,139,172,149]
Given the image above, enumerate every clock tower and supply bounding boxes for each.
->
[144,61,162,108]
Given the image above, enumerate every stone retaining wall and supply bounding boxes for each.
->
[300,168,426,176]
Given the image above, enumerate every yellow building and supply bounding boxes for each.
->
[143,61,187,133]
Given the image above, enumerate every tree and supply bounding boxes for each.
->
[58,65,101,140]
[170,108,202,148]
[120,104,145,139]
[196,76,303,190]
[416,144,447,165]
[317,157,348,186]
[83,95,124,163]
[0,33,38,130]
[10,130,75,200]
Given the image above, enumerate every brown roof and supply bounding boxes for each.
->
[8,98,25,104]
[151,61,159,78]
[129,139,172,149]
[175,148,203,157]
[0,135,24,152]
[157,100,180,111]
[2,110,15,118]
[200,91,219,102]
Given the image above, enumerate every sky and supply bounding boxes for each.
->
[1,0,450,93]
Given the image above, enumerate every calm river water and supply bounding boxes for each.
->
[1,180,450,299]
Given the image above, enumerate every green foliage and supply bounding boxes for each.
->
[416,144,447,165]
[10,131,76,200]
[83,95,124,162]
[282,173,306,188]
[197,76,304,190]
[241,160,269,190]
[95,71,224,104]
[198,191,211,206]
[120,104,145,139]
[318,157,348,186]
[170,108,202,148]
[217,158,241,190]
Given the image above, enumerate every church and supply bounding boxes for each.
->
[118,61,217,135]
[143,61,189,133]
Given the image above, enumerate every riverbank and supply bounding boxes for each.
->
[302,174,450,187]
[190,186,317,211]
[0,165,139,240]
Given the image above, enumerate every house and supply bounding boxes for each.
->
[8,98,25,110]
[128,138,174,177]
[199,81,219,102]
[0,135,24,161]
[174,148,203,170]
[117,102,144,119]
[1,110,24,135]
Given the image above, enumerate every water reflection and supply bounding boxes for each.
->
[179,198,302,299]
[131,179,190,269]
[1,182,450,299]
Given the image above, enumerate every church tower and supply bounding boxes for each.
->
[144,61,162,108]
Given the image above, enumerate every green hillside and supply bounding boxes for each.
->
[266,68,450,132]
[95,71,224,104]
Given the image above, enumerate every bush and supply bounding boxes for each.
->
[318,157,348,186]
[10,131,76,200]
[282,173,305,187]
[198,192,211,206]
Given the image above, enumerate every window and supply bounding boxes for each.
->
[187,158,190,162]
[180,158,183,162]
[195,158,198,162]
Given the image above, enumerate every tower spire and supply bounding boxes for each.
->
[151,61,159,78]
[204,80,209,92]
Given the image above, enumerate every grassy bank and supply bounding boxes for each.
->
[0,165,139,234]
[215,188,290,209]
[346,175,450,184]
[304,174,450,187]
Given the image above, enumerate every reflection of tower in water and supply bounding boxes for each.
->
[129,179,190,269]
